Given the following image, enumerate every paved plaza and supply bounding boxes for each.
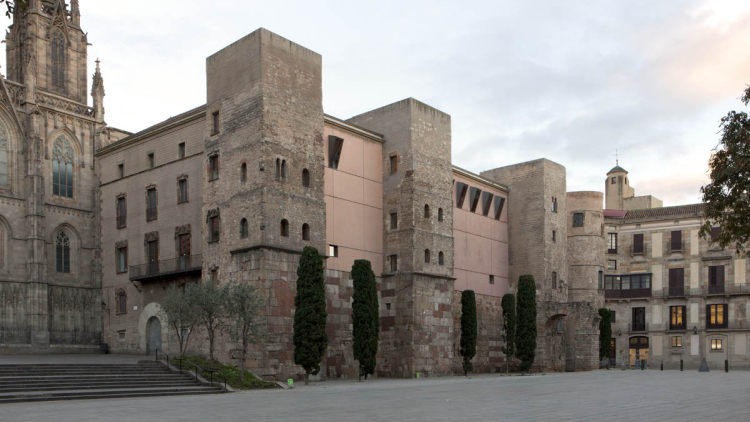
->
[2,369,749,421]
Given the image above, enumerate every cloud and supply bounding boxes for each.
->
[1,0,745,208]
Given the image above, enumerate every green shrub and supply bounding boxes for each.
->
[501,293,516,373]
[598,308,612,361]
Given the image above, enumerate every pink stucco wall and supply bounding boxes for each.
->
[324,121,384,275]
[452,172,509,297]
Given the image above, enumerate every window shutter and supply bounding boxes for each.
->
[672,230,682,250]
[717,266,725,285]
[633,234,643,253]
[706,304,711,325]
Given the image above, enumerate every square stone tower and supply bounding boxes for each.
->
[348,98,455,377]
[203,28,327,274]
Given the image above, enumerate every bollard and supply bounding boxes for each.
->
[680,359,683,371]
[660,360,663,371]
[725,360,728,373]
[641,360,645,370]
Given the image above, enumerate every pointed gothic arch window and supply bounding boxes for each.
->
[52,136,74,198]
[56,231,71,274]
[0,127,7,187]
[51,30,65,91]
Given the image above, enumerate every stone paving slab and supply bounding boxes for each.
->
[2,370,749,421]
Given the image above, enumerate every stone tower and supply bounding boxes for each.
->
[604,165,632,210]
[348,98,455,378]
[0,0,106,352]
[566,191,605,307]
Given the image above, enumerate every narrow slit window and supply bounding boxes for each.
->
[280,219,289,237]
[469,187,482,213]
[212,111,220,135]
[302,223,310,241]
[456,182,469,209]
[178,142,186,159]
[389,155,398,174]
[493,196,505,220]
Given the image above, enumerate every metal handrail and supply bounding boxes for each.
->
[155,348,227,391]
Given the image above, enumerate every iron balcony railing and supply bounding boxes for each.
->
[708,284,725,294]
[668,286,685,297]
[130,254,202,281]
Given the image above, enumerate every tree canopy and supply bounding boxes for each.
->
[700,86,750,255]
[293,246,328,385]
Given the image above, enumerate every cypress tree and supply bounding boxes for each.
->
[598,308,612,362]
[460,290,478,376]
[516,274,537,372]
[293,246,328,385]
[501,293,516,373]
[352,259,379,381]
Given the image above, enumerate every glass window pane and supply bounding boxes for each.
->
[63,244,70,273]
[53,161,59,195]
[622,276,630,290]
[66,163,73,198]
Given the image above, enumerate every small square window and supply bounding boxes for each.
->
[611,177,616,184]
[390,155,398,174]
[386,303,391,310]
[390,212,398,230]
[329,245,338,257]
[573,213,584,227]
[118,163,124,178]
[118,330,126,340]
[489,275,494,285]
[552,230,556,242]
[390,255,398,272]
[607,260,616,271]
[671,336,682,347]
[178,142,186,159]
[148,153,154,169]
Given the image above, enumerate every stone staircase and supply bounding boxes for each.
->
[0,361,224,403]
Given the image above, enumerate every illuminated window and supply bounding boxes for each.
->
[671,336,682,347]
[711,338,723,351]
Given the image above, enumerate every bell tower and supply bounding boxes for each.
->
[6,0,91,104]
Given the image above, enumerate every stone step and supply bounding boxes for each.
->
[0,374,191,382]
[0,387,224,404]
[0,380,199,393]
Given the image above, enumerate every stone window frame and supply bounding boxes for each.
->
[390,211,398,230]
[302,223,310,241]
[116,193,127,229]
[240,162,248,183]
[388,153,398,174]
[211,110,220,136]
[178,142,186,159]
[302,168,310,188]
[115,240,128,274]
[147,151,155,169]
[671,336,682,348]
[177,174,189,204]
[280,219,290,237]
[551,271,557,289]
[174,225,191,259]
[118,162,124,179]
[438,251,445,266]
[710,338,723,352]
[424,249,430,264]
[389,254,398,272]
[240,219,249,239]
[207,209,220,243]
[115,287,127,315]
[438,207,444,222]
[208,151,220,181]
[144,231,159,269]
[145,184,158,221]
[49,28,67,94]
[573,213,584,227]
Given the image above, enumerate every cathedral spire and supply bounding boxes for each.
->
[71,0,81,26]
[92,58,105,122]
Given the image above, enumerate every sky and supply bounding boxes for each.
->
[6,0,749,206]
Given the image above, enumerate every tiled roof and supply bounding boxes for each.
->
[621,203,705,221]
[603,209,628,218]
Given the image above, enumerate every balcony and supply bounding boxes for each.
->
[668,240,685,254]
[630,244,645,256]
[129,254,202,281]
[628,322,649,333]
[668,286,685,297]
[708,284,724,295]
[605,288,652,299]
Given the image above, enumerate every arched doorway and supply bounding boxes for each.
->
[146,316,162,354]
[629,336,649,368]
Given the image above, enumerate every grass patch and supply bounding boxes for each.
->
[161,355,278,390]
